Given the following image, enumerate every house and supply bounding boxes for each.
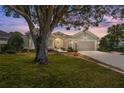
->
[119,39,124,47]
[0,30,101,51]
[25,30,100,51]
[1,29,123,51]
[0,30,10,45]
[0,31,10,52]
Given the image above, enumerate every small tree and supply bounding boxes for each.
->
[108,24,124,47]
[99,24,124,51]
[8,32,24,51]
[99,35,112,51]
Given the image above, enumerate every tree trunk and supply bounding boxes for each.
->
[33,33,49,64]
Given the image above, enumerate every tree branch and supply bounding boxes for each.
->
[50,6,69,31]
[9,5,34,29]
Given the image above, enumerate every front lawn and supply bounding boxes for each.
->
[0,53,124,88]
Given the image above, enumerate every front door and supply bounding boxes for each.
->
[54,38,64,49]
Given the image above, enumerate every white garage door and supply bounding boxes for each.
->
[77,41,95,51]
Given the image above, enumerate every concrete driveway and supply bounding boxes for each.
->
[79,51,124,71]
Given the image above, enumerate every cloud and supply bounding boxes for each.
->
[99,15,124,27]
[0,12,29,34]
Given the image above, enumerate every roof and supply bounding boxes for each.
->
[53,29,99,39]
[53,27,108,38]
[52,31,72,38]
[73,30,99,39]
[0,30,10,39]
[25,27,107,39]
[53,27,81,36]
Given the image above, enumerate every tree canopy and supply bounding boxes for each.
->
[3,6,121,30]
[108,24,124,45]
[99,23,124,51]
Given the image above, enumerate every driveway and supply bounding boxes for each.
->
[79,51,124,71]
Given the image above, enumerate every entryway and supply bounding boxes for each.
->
[54,38,64,49]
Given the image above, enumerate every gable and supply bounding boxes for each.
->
[52,32,72,39]
[72,31,98,40]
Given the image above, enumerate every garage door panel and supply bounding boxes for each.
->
[77,41,95,51]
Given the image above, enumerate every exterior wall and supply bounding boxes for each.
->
[71,32,99,51]
[71,40,98,51]
[22,35,35,50]
[22,36,30,49]
[0,38,8,52]
[23,31,99,51]
[0,39,8,45]
[73,31,97,40]
[52,34,70,49]
[48,37,54,49]
[119,41,124,47]
[29,37,35,49]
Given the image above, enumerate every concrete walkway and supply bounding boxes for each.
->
[79,51,124,71]
[54,49,67,53]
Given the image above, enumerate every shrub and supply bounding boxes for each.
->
[98,35,115,52]
[5,50,16,54]
[67,46,73,52]
[8,32,24,51]
[5,45,16,54]
[29,49,35,52]
[21,49,36,53]
[98,47,111,52]
[48,48,55,52]
[0,44,6,53]
[61,47,66,51]
[0,49,2,54]
[113,46,124,52]
[0,44,16,54]
[74,49,78,52]
[22,49,29,52]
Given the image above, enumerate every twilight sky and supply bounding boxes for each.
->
[0,6,124,38]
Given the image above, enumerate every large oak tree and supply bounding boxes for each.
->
[3,5,124,64]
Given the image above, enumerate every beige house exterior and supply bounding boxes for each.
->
[25,30,100,51]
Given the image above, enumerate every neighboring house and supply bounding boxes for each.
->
[0,31,29,52]
[0,30,10,45]
[25,30,100,51]
[23,32,35,50]
[119,39,124,47]
[0,31,10,51]
[22,35,33,49]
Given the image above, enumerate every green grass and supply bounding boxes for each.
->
[0,53,124,88]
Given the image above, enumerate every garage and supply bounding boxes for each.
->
[77,41,96,51]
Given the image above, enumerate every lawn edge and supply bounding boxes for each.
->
[62,53,124,74]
